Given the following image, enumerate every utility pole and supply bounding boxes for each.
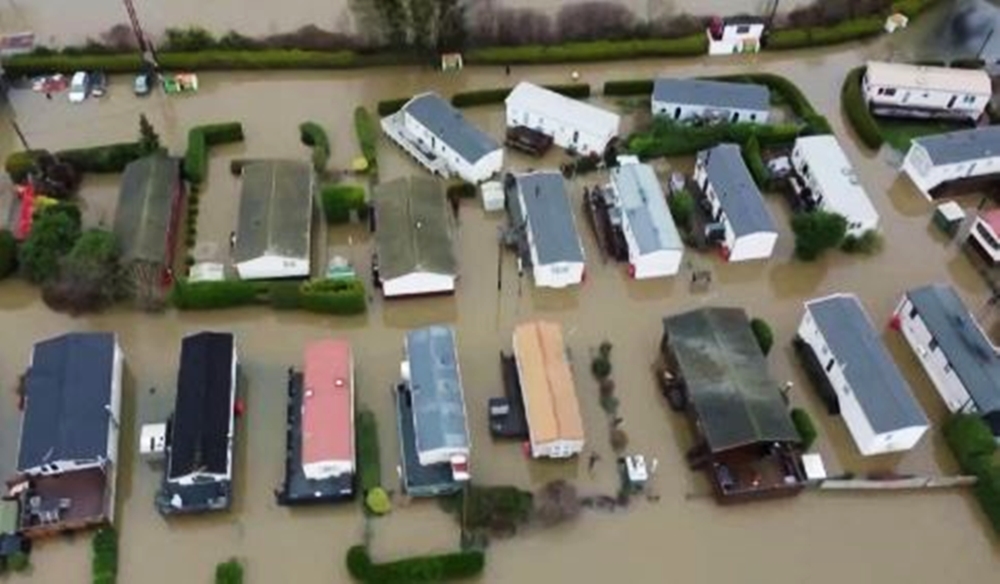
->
[122,0,159,70]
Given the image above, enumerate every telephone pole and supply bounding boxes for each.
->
[122,0,159,70]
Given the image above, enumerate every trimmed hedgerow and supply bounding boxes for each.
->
[790,408,818,450]
[464,34,707,65]
[841,67,884,150]
[353,107,379,172]
[451,88,511,107]
[299,121,331,174]
[742,135,769,188]
[628,118,800,159]
[943,414,997,476]
[357,409,381,493]
[603,79,654,96]
[183,122,245,184]
[321,184,367,224]
[346,545,485,583]
[57,142,145,173]
[92,527,118,584]
[377,98,410,117]
[766,16,884,51]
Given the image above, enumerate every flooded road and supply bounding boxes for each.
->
[0,0,814,47]
[2,29,1000,584]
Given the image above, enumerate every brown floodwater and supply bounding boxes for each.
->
[0,0,815,47]
[2,29,1000,584]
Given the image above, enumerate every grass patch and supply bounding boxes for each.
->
[92,527,118,584]
[877,118,971,152]
[321,183,367,224]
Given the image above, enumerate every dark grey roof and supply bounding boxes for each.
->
[373,177,456,279]
[18,333,116,472]
[700,144,776,236]
[514,171,585,265]
[404,93,500,164]
[405,326,470,455]
[114,154,182,264]
[906,284,1000,414]
[662,308,799,453]
[652,78,769,112]
[723,15,766,25]
[915,126,1000,166]
[807,294,928,433]
[234,160,313,265]
[611,162,683,254]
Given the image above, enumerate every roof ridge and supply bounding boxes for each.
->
[534,323,565,437]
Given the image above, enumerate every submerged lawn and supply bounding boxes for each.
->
[877,118,973,152]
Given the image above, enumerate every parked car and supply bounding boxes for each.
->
[67,71,89,103]
[133,72,152,96]
[90,71,107,97]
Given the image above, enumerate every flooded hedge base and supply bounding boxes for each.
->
[3,18,1000,584]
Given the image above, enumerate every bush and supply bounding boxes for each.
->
[591,355,612,379]
[750,317,774,356]
[19,204,82,283]
[345,545,485,584]
[0,229,16,280]
[8,551,29,573]
[321,184,367,224]
[610,428,629,452]
[451,88,512,107]
[299,121,330,174]
[446,182,477,200]
[791,408,818,450]
[791,211,848,261]
[603,79,653,96]
[841,229,883,255]
[465,34,707,65]
[170,279,263,309]
[943,414,997,475]
[297,278,367,315]
[893,0,941,17]
[5,150,44,183]
[767,16,884,51]
[215,559,243,584]
[365,487,392,515]
[668,190,694,231]
[15,142,144,175]
[628,118,800,159]
[183,122,245,184]
[92,527,118,583]
[377,98,410,117]
[357,410,381,493]
[43,229,128,315]
[974,465,1000,534]
[841,67,884,149]
[354,107,379,171]
[742,135,769,187]
[2,49,358,76]
[455,485,533,532]
[266,280,303,309]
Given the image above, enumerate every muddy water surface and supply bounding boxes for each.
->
[2,29,1000,584]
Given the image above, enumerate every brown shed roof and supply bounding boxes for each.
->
[513,321,584,445]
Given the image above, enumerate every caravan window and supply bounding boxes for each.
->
[736,25,750,34]
[884,88,897,96]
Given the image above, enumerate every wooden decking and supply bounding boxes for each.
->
[380,113,452,178]
[18,467,110,538]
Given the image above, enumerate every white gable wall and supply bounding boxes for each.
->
[236,255,310,280]
[505,87,620,156]
[901,142,1000,200]
[729,231,778,262]
[383,272,456,297]
[631,249,683,279]
[533,261,585,289]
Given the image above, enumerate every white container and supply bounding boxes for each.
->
[481,181,505,212]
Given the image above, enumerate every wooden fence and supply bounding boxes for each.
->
[818,475,977,491]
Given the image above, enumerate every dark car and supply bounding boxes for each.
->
[133,72,153,96]
[90,71,107,97]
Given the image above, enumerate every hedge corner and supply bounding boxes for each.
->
[841,67,884,150]
[791,408,818,451]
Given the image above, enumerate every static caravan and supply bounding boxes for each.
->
[706,15,766,56]
[505,81,620,156]
[791,135,880,236]
[863,61,991,121]
[372,177,457,298]
[508,171,586,289]
[384,92,503,184]
[651,78,769,124]
[900,126,1000,199]
[970,209,1000,264]
[514,321,585,458]
[301,340,355,482]
[233,161,313,280]
[894,284,1000,436]
[798,294,929,456]
[694,144,778,262]
[608,157,684,278]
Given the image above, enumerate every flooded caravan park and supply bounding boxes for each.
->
[3,26,1000,584]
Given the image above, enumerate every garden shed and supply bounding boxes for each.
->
[504,81,620,156]
[233,160,314,280]
[373,177,457,298]
[113,154,184,286]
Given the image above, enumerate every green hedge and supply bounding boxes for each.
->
[628,119,800,158]
[4,150,44,183]
[321,183,367,223]
[377,98,410,117]
[356,409,381,493]
[603,79,654,96]
[57,142,145,173]
[545,83,591,99]
[742,135,769,187]
[299,121,330,173]
[709,73,832,135]
[353,107,379,171]
[465,34,707,65]
[346,546,485,583]
[841,67,884,150]
[750,317,774,356]
[92,527,118,584]
[171,279,264,309]
[451,88,511,107]
[790,408,818,450]
[183,122,245,184]
[974,465,1000,535]
[2,49,357,76]
[172,277,366,314]
[215,559,243,584]
[767,16,884,51]
[297,278,366,315]
[943,414,997,475]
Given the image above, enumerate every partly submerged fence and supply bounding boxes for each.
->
[818,475,977,491]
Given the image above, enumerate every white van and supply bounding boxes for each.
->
[68,71,89,103]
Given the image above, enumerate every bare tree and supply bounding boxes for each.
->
[556,2,636,42]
